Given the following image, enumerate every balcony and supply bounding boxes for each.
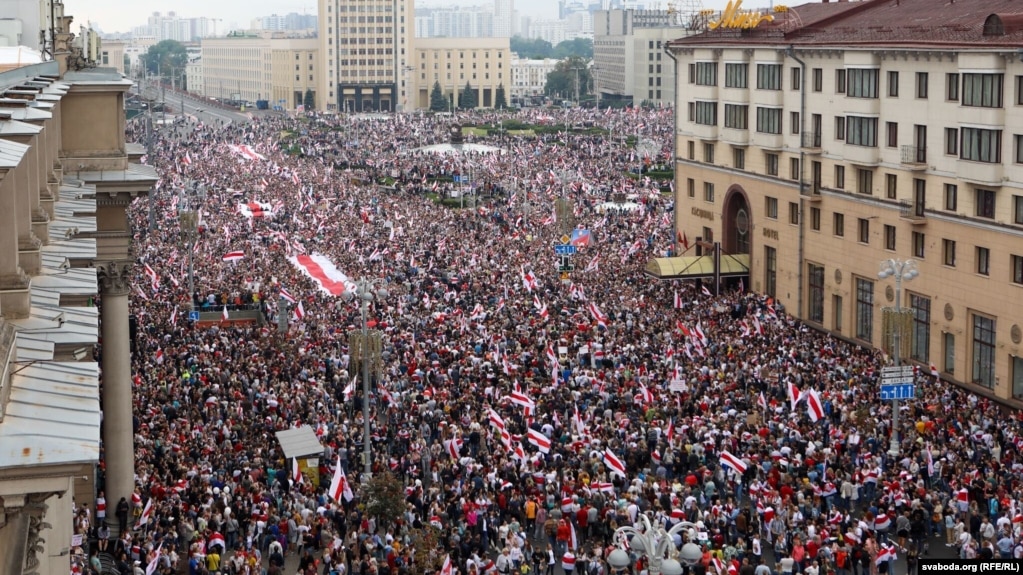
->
[843,143,880,166]
[802,181,823,202]
[801,131,822,152]
[899,200,927,224]
[900,145,927,169]
[957,159,1003,186]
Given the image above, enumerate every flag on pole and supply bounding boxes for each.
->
[673,290,683,309]
[221,306,229,321]
[527,428,551,454]
[757,391,768,411]
[787,381,801,410]
[222,251,245,262]
[279,287,297,303]
[806,388,825,422]
[701,284,712,297]
[440,556,453,575]
[136,498,154,528]
[603,448,627,477]
[328,456,354,502]
[719,451,748,475]
[292,457,304,485]
[145,543,163,575]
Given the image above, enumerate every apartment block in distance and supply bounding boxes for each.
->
[413,37,510,110]
[662,0,1023,401]
[318,0,414,112]
[592,9,686,107]
[201,33,319,110]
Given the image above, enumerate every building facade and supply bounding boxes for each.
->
[99,39,126,75]
[317,0,414,112]
[413,37,510,110]
[131,12,219,42]
[509,56,559,99]
[200,34,319,109]
[593,9,685,107]
[0,33,155,575]
[667,0,1023,401]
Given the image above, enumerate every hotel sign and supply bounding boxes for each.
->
[691,207,715,221]
[709,0,775,30]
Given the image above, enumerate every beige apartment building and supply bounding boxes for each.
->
[318,0,414,112]
[201,34,319,110]
[413,37,511,110]
[593,9,686,107]
[665,0,1023,401]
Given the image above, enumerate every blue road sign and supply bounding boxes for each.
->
[880,384,915,401]
[555,244,578,256]
[188,311,200,321]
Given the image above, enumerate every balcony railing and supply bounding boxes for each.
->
[802,131,822,149]
[901,145,926,165]
[899,200,926,221]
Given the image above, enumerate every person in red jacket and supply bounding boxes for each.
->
[556,518,571,558]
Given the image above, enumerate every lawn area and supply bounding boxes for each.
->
[462,127,489,137]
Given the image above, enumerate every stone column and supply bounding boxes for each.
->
[96,261,134,530]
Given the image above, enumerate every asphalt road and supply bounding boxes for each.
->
[173,93,253,126]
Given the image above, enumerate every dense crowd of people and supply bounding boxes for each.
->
[73,105,1023,575]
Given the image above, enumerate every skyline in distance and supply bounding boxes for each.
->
[77,0,744,36]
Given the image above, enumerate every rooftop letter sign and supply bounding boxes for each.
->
[709,0,775,29]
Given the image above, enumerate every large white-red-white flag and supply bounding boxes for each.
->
[222,251,245,262]
[440,555,453,575]
[145,543,163,575]
[289,253,356,296]
[292,457,304,485]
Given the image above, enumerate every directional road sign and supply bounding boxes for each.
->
[555,244,578,256]
[880,384,915,400]
[188,311,200,321]
[881,366,915,376]
[881,376,915,385]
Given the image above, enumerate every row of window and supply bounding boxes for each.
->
[423,72,502,81]
[689,63,1023,108]
[799,265,1006,389]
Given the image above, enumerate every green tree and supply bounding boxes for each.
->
[553,38,594,60]
[495,84,507,109]
[510,36,554,59]
[458,82,477,109]
[303,89,315,110]
[141,40,188,86]
[429,81,447,112]
[544,56,592,101]
[362,471,405,531]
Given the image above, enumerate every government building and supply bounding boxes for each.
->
[663,0,1023,401]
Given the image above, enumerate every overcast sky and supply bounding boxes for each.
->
[78,0,742,35]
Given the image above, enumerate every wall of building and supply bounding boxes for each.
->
[100,41,126,75]
[413,37,510,110]
[509,57,558,99]
[671,44,1023,400]
[593,9,682,107]
[200,36,273,103]
[318,0,414,112]
[270,39,320,110]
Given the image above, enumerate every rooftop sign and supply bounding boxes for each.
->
[709,0,775,30]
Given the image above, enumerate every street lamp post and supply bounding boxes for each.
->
[878,258,919,457]
[344,279,389,481]
[606,513,704,575]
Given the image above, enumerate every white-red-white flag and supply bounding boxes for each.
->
[136,498,154,528]
[719,451,748,475]
[527,428,551,454]
[328,456,354,502]
[222,251,244,262]
[292,457,304,485]
[806,388,825,422]
[603,448,627,477]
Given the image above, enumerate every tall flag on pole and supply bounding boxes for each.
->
[328,456,354,502]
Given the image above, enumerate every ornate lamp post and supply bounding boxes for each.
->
[343,279,388,480]
[878,258,918,457]
[606,513,704,575]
